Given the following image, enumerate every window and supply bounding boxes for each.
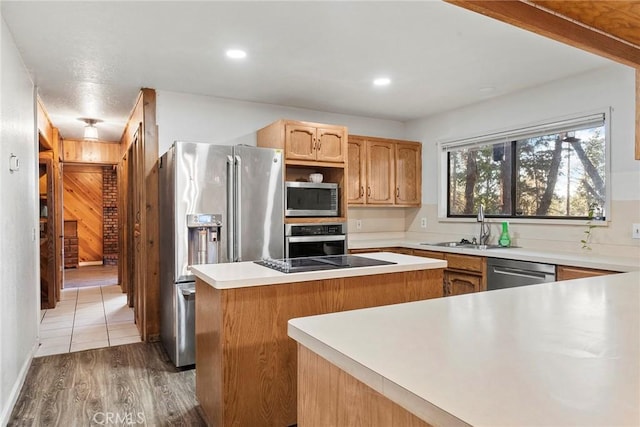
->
[443,113,607,220]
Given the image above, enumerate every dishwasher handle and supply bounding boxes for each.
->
[492,266,551,281]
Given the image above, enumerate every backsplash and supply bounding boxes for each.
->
[348,202,640,259]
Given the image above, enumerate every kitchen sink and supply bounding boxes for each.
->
[421,242,514,250]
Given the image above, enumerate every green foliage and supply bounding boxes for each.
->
[580,203,598,251]
[447,125,605,219]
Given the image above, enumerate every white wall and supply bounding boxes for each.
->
[402,64,640,257]
[0,15,39,426]
[156,90,405,155]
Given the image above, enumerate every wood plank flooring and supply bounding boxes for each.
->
[8,342,206,426]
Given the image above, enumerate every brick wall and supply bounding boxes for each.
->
[103,166,118,265]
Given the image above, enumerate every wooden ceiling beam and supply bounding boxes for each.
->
[446,0,640,159]
[445,0,640,68]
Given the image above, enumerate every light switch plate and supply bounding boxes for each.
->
[421,217,427,228]
[632,223,640,239]
[9,154,19,172]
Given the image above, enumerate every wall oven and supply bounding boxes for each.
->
[285,182,339,217]
[285,223,347,258]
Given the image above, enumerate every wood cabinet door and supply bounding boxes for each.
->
[347,138,366,204]
[556,265,616,281]
[445,271,482,296]
[395,142,421,206]
[366,140,395,204]
[316,127,345,162]
[285,124,317,161]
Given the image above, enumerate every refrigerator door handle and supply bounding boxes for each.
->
[235,154,242,261]
[227,155,235,262]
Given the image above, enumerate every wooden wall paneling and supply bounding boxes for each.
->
[63,139,120,164]
[37,98,53,150]
[297,345,433,427]
[63,165,104,263]
[39,158,56,308]
[637,69,639,160]
[118,153,129,297]
[444,1,640,160]
[119,91,144,305]
[133,130,144,334]
[119,88,159,341]
[52,128,63,301]
[142,89,160,341]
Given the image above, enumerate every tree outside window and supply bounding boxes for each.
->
[446,116,606,220]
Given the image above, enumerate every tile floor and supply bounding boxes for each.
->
[37,284,140,357]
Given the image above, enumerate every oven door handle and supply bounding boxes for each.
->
[287,235,346,243]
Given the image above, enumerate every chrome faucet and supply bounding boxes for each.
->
[477,205,490,245]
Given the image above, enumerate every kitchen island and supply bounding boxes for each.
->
[288,271,640,426]
[191,252,447,427]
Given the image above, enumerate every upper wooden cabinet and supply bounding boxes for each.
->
[347,138,367,204]
[257,120,347,165]
[347,135,421,207]
[395,142,422,205]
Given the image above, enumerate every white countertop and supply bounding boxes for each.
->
[349,238,640,272]
[288,272,640,426]
[190,252,447,289]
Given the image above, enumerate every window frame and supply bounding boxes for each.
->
[437,109,611,225]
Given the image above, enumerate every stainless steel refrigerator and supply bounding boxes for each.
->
[159,141,284,367]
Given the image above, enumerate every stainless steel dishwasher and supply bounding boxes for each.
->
[487,257,556,290]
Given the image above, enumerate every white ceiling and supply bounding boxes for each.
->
[2,1,613,142]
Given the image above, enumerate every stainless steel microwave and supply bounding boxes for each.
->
[285,181,339,217]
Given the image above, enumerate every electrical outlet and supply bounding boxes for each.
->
[633,223,640,239]
[420,217,427,229]
[356,220,362,230]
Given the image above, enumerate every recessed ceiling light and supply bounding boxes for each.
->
[226,49,247,59]
[373,77,391,86]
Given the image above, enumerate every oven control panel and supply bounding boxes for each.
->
[286,222,346,236]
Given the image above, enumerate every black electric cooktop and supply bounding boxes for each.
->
[255,255,396,274]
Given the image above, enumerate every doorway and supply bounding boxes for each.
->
[36,163,139,357]
[61,164,120,288]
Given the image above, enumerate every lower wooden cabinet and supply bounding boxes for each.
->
[556,265,617,281]
[445,271,483,296]
[348,248,382,254]
[413,249,485,296]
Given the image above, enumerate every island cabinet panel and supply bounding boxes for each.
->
[195,268,444,427]
[297,345,433,427]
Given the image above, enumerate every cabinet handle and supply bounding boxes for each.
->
[367,186,371,197]
[359,186,364,197]
[312,137,316,151]
[396,187,400,198]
